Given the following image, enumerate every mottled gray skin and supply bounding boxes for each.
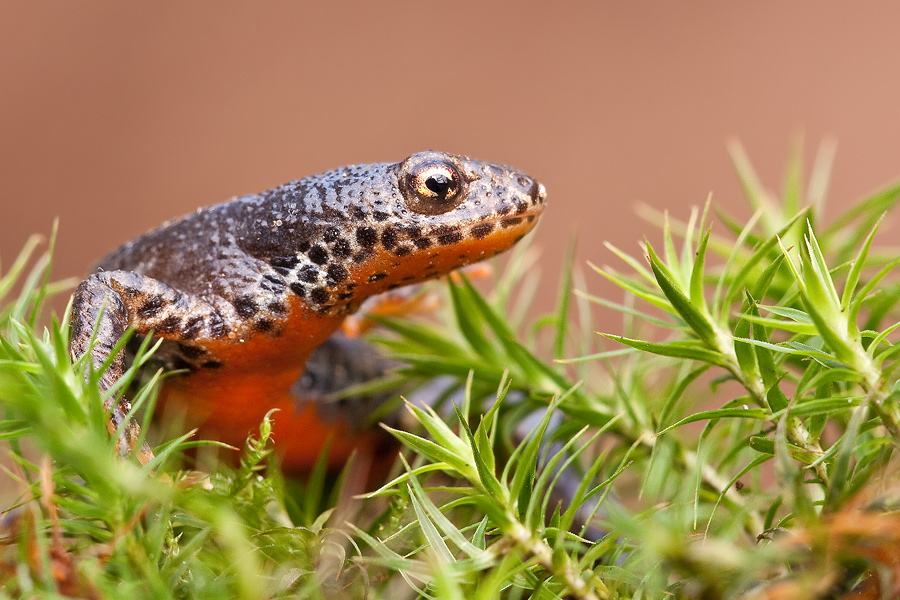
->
[101,155,540,306]
[68,151,544,458]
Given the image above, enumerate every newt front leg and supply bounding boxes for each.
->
[69,270,240,464]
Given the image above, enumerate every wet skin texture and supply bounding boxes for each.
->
[69,151,545,471]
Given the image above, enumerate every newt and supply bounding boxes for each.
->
[68,151,545,472]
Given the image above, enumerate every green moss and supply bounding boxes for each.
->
[4,142,900,598]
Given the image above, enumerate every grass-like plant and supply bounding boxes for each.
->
[3,141,900,599]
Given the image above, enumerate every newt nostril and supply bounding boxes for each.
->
[531,181,547,205]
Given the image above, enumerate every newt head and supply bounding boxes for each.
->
[312,150,547,309]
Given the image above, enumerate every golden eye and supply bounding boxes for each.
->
[401,159,465,215]
[417,165,457,198]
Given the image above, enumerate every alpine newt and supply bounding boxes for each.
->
[68,151,545,471]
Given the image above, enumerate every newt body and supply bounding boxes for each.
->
[69,151,545,471]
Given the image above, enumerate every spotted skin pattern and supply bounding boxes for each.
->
[69,151,545,470]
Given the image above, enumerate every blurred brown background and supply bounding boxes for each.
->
[2,3,899,322]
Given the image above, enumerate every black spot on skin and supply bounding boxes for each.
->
[289,282,306,298]
[208,313,227,338]
[471,223,495,239]
[267,301,287,314]
[123,286,141,297]
[373,211,389,221]
[393,245,412,257]
[413,237,432,249]
[155,314,182,334]
[272,265,294,276]
[310,287,330,304]
[181,315,204,340]
[401,274,417,282]
[308,245,329,265]
[138,296,164,318]
[263,273,286,288]
[356,226,378,248]
[496,203,513,216]
[515,201,528,215]
[327,263,348,282]
[270,255,300,268]
[387,282,402,290]
[527,215,535,222]
[368,272,387,283]
[179,343,207,359]
[323,227,341,243]
[332,238,351,258]
[298,265,319,283]
[351,206,367,220]
[353,251,371,264]
[381,228,398,249]
[338,292,354,300]
[298,241,311,253]
[172,356,194,371]
[501,217,524,228]
[253,319,275,333]
[432,224,459,236]
[202,360,224,369]
[233,296,258,318]
[514,234,525,243]
[346,283,358,290]
[458,254,468,259]
[406,225,422,238]
[438,232,463,245]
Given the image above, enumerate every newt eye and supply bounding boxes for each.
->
[401,157,466,215]
[424,172,453,197]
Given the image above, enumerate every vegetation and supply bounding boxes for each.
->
[3,142,900,598]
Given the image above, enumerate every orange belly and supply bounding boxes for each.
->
[157,305,388,473]
[159,368,388,472]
